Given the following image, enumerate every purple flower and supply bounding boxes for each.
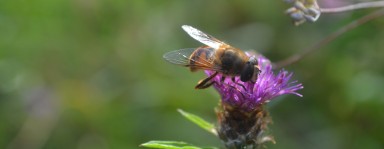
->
[206,53,303,112]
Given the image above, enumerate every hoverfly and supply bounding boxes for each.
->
[163,25,259,89]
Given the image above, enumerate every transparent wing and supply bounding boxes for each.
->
[163,48,222,72]
[182,25,223,49]
[163,48,196,66]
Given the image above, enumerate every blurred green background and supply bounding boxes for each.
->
[0,0,383,149]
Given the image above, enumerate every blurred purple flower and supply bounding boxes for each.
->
[206,53,303,112]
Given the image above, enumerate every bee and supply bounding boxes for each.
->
[163,25,259,89]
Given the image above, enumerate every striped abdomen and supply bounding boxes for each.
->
[189,47,215,72]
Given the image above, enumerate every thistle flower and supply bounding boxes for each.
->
[208,52,303,149]
[207,53,303,112]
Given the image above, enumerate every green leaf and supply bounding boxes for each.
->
[177,109,217,135]
[140,140,217,149]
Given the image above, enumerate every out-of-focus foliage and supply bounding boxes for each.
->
[141,140,217,149]
[0,0,383,149]
[177,109,216,136]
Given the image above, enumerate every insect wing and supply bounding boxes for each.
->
[163,48,196,66]
[182,25,223,49]
[163,47,220,71]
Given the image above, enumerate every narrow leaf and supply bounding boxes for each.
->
[177,109,217,135]
[140,140,217,149]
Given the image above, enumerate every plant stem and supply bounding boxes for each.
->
[273,9,384,69]
[321,1,384,13]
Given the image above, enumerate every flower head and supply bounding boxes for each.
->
[206,53,303,112]
[211,52,303,148]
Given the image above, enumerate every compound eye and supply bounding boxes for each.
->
[240,63,254,82]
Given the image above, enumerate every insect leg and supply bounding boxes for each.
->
[195,72,218,89]
[220,76,226,83]
[224,79,247,100]
[195,81,215,89]
[232,77,246,90]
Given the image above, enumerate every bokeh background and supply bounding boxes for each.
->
[0,0,383,149]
